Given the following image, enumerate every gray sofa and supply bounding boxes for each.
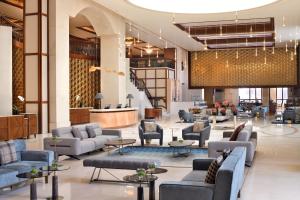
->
[0,140,54,189]
[182,120,211,147]
[208,125,257,166]
[160,147,246,200]
[44,123,121,159]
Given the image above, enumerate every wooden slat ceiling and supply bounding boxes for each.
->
[0,0,23,9]
[175,17,275,49]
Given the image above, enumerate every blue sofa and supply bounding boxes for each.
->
[0,140,54,189]
[159,147,246,200]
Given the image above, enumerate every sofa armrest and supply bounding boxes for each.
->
[160,181,214,200]
[102,129,121,137]
[138,125,144,138]
[156,124,163,134]
[43,137,81,156]
[182,125,193,134]
[193,158,215,170]
[223,131,233,138]
[21,150,54,165]
[208,141,255,164]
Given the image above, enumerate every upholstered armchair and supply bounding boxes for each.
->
[138,119,163,146]
[182,120,211,147]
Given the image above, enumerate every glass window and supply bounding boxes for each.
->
[239,88,262,102]
[275,87,288,105]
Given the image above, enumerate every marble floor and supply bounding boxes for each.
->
[1,116,300,200]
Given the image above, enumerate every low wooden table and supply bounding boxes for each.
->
[168,140,194,157]
[105,139,136,155]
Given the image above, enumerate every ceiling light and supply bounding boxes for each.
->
[127,0,279,14]
[145,48,153,54]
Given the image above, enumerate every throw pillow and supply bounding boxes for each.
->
[229,123,246,141]
[144,122,157,132]
[86,125,102,138]
[72,127,83,140]
[205,155,223,184]
[0,141,17,165]
[193,122,205,132]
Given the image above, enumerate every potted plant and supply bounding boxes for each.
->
[220,108,226,116]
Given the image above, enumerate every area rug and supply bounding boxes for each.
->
[107,146,208,168]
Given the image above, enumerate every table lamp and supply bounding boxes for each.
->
[126,94,134,108]
[95,93,103,109]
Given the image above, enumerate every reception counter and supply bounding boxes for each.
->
[90,108,138,128]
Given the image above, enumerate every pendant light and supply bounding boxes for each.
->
[188,26,191,38]
[272,46,275,54]
[282,16,286,27]
[140,49,143,57]
[159,28,162,40]
[156,50,159,58]
[195,52,198,60]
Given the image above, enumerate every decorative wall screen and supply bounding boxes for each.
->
[69,57,100,108]
[12,41,25,113]
[190,48,297,88]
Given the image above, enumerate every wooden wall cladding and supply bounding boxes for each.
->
[69,57,101,108]
[12,41,25,112]
[190,48,297,88]
[0,115,26,141]
[70,108,90,125]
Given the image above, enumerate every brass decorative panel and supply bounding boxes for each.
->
[12,41,25,113]
[190,48,297,88]
[69,57,100,108]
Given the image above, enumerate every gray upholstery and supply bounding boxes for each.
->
[139,120,163,146]
[83,157,160,170]
[86,123,103,136]
[159,147,246,200]
[208,125,257,166]
[182,120,211,147]
[72,124,89,139]
[236,125,252,141]
[44,123,121,157]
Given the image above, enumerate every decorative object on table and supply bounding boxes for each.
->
[126,94,134,107]
[170,127,180,141]
[12,96,25,115]
[75,95,84,107]
[95,92,103,109]
[220,108,226,116]
[89,66,125,76]
[178,110,194,123]
[182,120,211,147]
[139,119,163,146]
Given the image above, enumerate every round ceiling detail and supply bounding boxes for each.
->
[127,0,280,14]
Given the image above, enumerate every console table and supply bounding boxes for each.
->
[145,108,162,120]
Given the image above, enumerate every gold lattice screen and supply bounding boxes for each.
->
[69,57,101,108]
[12,41,25,113]
[190,48,297,88]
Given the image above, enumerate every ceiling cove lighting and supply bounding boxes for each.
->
[127,0,279,14]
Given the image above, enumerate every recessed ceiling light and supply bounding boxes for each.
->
[127,0,280,14]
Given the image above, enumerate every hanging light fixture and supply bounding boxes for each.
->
[235,11,238,23]
[188,26,191,38]
[215,50,218,59]
[172,13,176,24]
[282,16,286,27]
[279,34,282,43]
[246,38,248,46]
[195,52,198,60]
[156,50,159,58]
[159,28,162,40]
[272,46,275,54]
[148,57,151,66]
[226,60,229,68]
[264,56,267,65]
[220,25,223,36]
[129,22,132,32]
[165,41,168,48]
[250,26,253,38]
[137,32,140,43]
[236,50,239,59]
[286,43,288,52]
[204,39,208,50]
[291,52,294,61]
[255,48,258,57]
[140,49,143,57]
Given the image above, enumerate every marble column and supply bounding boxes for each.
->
[0,26,12,115]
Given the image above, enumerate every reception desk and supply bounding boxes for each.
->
[90,108,138,128]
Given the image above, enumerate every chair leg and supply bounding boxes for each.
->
[238,190,241,198]
[159,139,163,146]
[140,139,144,146]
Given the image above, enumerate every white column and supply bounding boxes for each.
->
[101,30,127,107]
[49,0,70,129]
[0,26,12,115]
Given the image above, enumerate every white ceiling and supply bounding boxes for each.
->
[93,0,300,51]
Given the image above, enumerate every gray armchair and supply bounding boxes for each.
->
[182,121,211,147]
[159,147,247,200]
[138,119,163,146]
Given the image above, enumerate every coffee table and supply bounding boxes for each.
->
[17,171,49,200]
[168,140,194,157]
[123,174,158,200]
[105,139,136,155]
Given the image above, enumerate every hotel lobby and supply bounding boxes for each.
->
[1,0,300,200]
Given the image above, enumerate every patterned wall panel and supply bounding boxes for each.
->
[190,48,297,88]
[12,41,25,113]
[69,57,101,108]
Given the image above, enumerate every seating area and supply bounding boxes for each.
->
[1,0,300,199]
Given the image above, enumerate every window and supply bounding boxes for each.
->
[239,88,262,102]
[276,88,288,105]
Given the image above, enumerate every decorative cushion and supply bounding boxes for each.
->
[229,123,245,141]
[72,127,84,140]
[144,122,157,132]
[193,122,205,132]
[0,141,17,165]
[205,156,223,184]
[86,124,102,138]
